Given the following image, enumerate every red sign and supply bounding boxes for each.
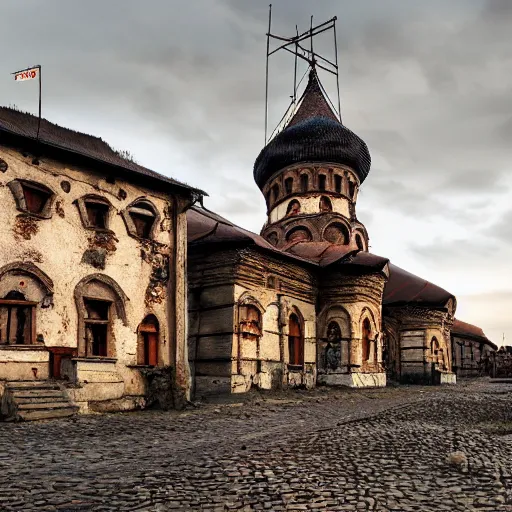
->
[14,68,38,81]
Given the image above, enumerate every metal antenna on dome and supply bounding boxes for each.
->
[264,6,341,144]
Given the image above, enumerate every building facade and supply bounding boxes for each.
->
[0,107,202,418]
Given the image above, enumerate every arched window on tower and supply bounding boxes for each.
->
[362,318,371,362]
[272,184,280,203]
[334,175,343,194]
[355,234,364,251]
[286,200,301,217]
[318,174,327,191]
[300,174,309,192]
[319,196,332,213]
[349,181,356,200]
[284,177,293,195]
[288,313,304,367]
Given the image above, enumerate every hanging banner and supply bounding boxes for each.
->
[14,67,39,82]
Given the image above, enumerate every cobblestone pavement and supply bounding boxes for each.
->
[1,381,512,511]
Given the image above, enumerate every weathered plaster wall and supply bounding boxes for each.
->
[0,144,183,406]
[232,282,316,393]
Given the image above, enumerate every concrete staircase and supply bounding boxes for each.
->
[1,381,78,421]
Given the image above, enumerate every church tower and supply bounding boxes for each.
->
[254,69,371,253]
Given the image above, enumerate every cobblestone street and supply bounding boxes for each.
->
[1,381,511,511]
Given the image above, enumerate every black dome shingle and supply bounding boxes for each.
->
[253,116,371,189]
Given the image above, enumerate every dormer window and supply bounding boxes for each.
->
[8,179,55,219]
[121,198,159,240]
[75,195,112,231]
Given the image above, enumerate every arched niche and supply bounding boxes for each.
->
[323,222,349,245]
[286,200,301,217]
[286,226,312,243]
[74,274,129,357]
[138,314,160,366]
[319,196,333,213]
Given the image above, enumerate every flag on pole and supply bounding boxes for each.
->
[13,67,39,82]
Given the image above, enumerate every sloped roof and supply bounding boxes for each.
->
[187,206,388,271]
[452,319,496,349]
[383,264,454,307]
[0,106,205,195]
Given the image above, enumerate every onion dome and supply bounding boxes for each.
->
[254,70,371,189]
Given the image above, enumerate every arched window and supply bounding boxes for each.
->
[286,226,312,243]
[0,263,54,347]
[334,175,343,194]
[362,318,371,362]
[74,275,128,358]
[355,234,364,251]
[239,305,262,340]
[318,174,327,191]
[271,184,280,202]
[122,198,159,240]
[300,174,309,192]
[319,196,332,212]
[284,177,294,195]
[349,181,356,200]
[288,313,303,367]
[286,200,301,216]
[325,321,342,370]
[138,315,160,366]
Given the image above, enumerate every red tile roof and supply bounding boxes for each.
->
[0,106,204,195]
[383,264,454,307]
[187,206,389,271]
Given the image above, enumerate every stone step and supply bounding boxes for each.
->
[18,401,75,411]
[15,395,68,405]
[18,407,77,421]
[6,381,60,391]
[11,389,65,399]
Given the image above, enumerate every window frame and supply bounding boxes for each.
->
[121,198,160,241]
[83,297,112,358]
[75,195,114,232]
[7,179,56,219]
[0,298,37,346]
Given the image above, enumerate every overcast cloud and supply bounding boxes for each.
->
[1,0,511,345]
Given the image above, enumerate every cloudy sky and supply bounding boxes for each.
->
[2,0,511,345]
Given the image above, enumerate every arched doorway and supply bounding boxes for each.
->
[138,315,160,366]
[288,313,303,367]
[362,318,371,363]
